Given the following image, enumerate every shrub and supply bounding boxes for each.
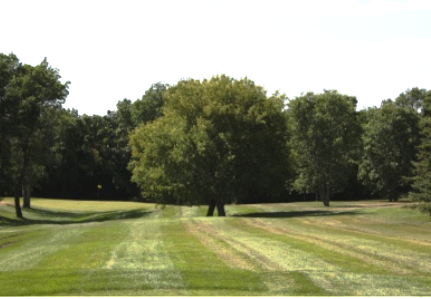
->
[403,202,431,216]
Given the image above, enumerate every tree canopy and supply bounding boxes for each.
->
[129,75,291,215]
[2,52,431,216]
[358,101,420,201]
[287,90,361,206]
[410,90,431,202]
[0,54,69,217]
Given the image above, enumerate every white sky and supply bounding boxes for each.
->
[1,0,431,115]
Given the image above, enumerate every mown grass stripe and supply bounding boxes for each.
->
[162,217,271,296]
[0,269,83,296]
[228,218,431,296]
[240,218,413,274]
[296,217,431,247]
[265,215,431,274]
[2,200,431,296]
[105,216,185,291]
[65,209,185,294]
[290,217,431,270]
[0,223,107,295]
[0,225,90,272]
[184,218,262,271]
[185,217,331,295]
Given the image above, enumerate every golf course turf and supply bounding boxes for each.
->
[0,198,430,296]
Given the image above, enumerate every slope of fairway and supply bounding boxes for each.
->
[0,198,430,296]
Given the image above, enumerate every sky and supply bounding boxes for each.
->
[1,0,431,115]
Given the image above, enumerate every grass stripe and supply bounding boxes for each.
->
[288,218,431,273]
[185,217,331,295]
[105,217,184,290]
[2,199,431,295]
[184,218,260,271]
[239,218,413,274]
[0,225,89,271]
[228,218,431,296]
[162,217,270,296]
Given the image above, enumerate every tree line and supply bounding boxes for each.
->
[1,53,431,217]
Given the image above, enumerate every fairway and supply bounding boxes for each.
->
[0,199,430,296]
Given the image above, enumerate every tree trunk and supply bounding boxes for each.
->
[206,199,216,216]
[23,185,31,209]
[216,200,226,216]
[324,184,331,206]
[14,188,23,218]
[319,184,330,206]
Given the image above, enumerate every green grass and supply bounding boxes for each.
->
[0,198,430,296]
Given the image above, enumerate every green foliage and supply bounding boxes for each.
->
[129,75,291,212]
[0,53,21,192]
[287,90,361,206]
[130,82,168,125]
[395,87,429,112]
[359,100,420,201]
[410,89,431,203]
[403,202,431,216]
[37,83,169,200]
[3,50,430,208]
[40,111,138,200]
[0,53,69,214]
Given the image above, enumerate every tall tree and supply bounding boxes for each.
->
[410,89,431,202]
[0,53,21,195]
[39,111,140,200]
[37,83,169,201]
[395,87,428,112]
[2,55,69,216]
[288,90,360,206]
[129,75,291,216]
[358,100,420,201]
[130,82,168,125]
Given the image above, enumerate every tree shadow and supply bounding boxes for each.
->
[231,210,367,218]
[0,208,153,227]
[331,201,409,209]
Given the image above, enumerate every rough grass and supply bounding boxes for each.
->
[0,198,430,296]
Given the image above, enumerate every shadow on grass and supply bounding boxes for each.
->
[232,210,367,218]
[332,201,409,209]
[0,208,152,227]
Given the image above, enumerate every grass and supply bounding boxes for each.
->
[0,198,430,296]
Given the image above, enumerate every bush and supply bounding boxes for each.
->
[403,202,431,216]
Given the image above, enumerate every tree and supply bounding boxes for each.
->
[49,114,115,199]
[130,82,168,125]
[1,55,69,217]
[0,53,21,195]
[410,89,431,202]
[129,75,291,216]
[37,83,169,201]
[35,110,98,199]
[395,87,429,112]
[358,100,420,201]
[37,109,141,200]
[288,90,360,206]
